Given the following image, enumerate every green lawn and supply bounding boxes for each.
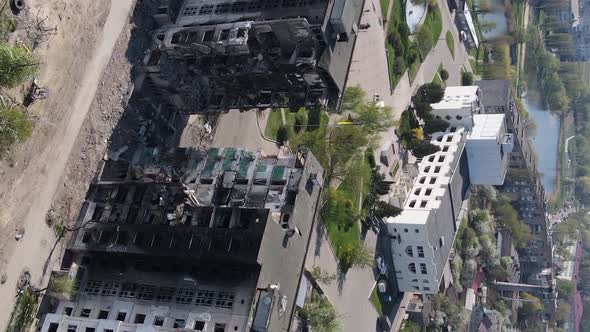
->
[426,5,443,42]
[432,72,443,86]
[446,31,455,58]
[386,0,408,89]
[380,0,391,16]
[264,109,285,139]
[370,283,397,316]
[264,108,307,140]
[409,59,420,83]
[324,155,372,257]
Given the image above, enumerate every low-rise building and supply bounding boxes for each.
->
[39,147,324,332]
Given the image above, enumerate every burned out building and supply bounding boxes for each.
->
[137,0,364,112]
[38,147,324,332]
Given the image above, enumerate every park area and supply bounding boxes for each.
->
[387,1,443,86]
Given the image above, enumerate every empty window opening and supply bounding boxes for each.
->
[174,319,186,328]
[215,323,227,332]
[420,201,427,208]
[428,155,435,162]
[438,156,445,163]
[420,263,428,274]
[424,286,431,291]
[48,323,59,332]
[194,321,206,331]
[418,246,425,257]
[425,189,432,196]
[117,312,127,322]
[154,316,165,326]
[64,307,73,316]
[442,146,449,152]
[409,263,416,273]
[134,313,146,324]
[67,325,77,332]
[434,166,441,173]
[81,308,91,318]
[439,236,445,247]
[446,136,453,142]
[456,115,463,120]
[414,188,421,195]
[404,228,409,233]
[424,166,431,173]
[405,246,414,257]
[409,200,416,208]
[419,177,426,184]
[415,229,420,233]
[98,310,109,319]
[429,177,437,184]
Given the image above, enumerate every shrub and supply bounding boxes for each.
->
[294,112,307,133]
[415,83,445,103]
[407,139,441,158]
[0,43,39,88]
[276,125,289,144]
[372,201,402,219]
[0,105,32,153]
[307,108,321,130]
[416,24,434,57]
[462,71,474,86]
[423,117,450,135]
[394,56,405,75]
[440,69,449,81]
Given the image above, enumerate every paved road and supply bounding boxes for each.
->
[0,0,135,327]
[349,0,472,152]
[212,110,279,154]
[305,222,383,332]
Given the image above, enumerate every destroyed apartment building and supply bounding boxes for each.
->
[137,0,363,112]
[38,146,324,332]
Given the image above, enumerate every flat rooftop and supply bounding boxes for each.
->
[468,114,505,140]
[431,86,480,110]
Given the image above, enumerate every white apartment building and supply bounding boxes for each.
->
[386,127,470,294]
[386,86,510,294]
[431,86,482,130]
[466,114,513,185]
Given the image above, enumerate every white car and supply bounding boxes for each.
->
[376,256,387,275]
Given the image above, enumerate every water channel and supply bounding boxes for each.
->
[521,97,561,193]
[473,0,561,193]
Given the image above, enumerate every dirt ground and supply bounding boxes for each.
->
[0,0,135,327]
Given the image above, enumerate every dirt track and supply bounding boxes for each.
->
[0,0,134,327]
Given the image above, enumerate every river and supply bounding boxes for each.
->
[522,97,561,193]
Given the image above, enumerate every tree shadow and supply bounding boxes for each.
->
[336,268,346,295]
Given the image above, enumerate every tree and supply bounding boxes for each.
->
[307,108,322,130]
[423,117,449,135]
[555,300,570,326]
[407,139,441,158]
[276,125,289,145]
[556,279,575,300]
[310,266,337,285]
[299,294,341,332]
[432,294,466,330]
[416,24,434,57]
[462,71,474,86]
[0,43,39,88]
[415,83,445,103]
[440,69,449,81]
[0,104,32,154]
[340,242,375,271]
[341,85,366,114]
[519,293,543,319]
[294,111,307,133]
[372,201,402,219]
[353,101,395,136]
